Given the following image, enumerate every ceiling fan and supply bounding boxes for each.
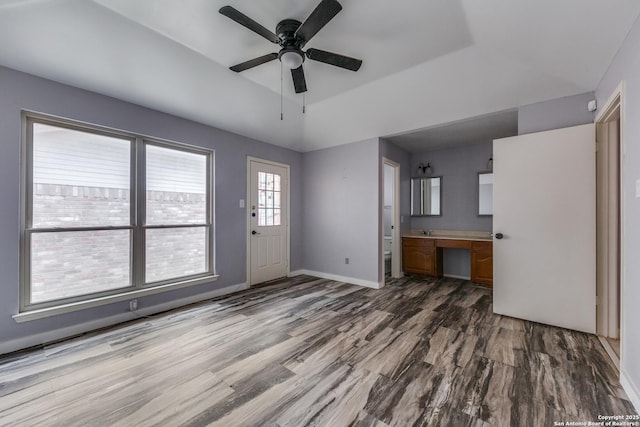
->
[219,0,362,94]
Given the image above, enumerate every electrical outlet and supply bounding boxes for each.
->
[636,179,640,198]
[129,299,138,311]
[345,257,349,265]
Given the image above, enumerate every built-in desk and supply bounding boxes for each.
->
[402,230,493,287]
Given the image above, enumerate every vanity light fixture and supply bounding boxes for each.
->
[487,157,493,171]
[417,162,432,175]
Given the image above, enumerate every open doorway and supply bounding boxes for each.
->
[382,158,401,282]
[595,83,623,369]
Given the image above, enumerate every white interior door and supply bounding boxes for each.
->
[493,124,596,334]
[249,159,288,285]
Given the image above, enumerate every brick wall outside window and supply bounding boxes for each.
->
[31,183,206,302]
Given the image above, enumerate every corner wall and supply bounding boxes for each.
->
[300,138,380,287]
[518,92,595,135]
[595,15,640,412]
[0,66,303,354]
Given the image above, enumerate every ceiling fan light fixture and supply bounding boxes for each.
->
[280,50,304,70]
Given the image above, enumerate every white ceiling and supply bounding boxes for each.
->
[0,0,638,152]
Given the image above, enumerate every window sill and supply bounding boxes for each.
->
[13,275,219,323]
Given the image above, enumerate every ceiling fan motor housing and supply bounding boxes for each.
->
[276,19,305,68]
[276,19,302,46]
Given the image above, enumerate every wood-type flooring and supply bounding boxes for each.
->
[0,275,636,426]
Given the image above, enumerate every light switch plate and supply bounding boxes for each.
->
[240,199,245,208]
[636,180,640,198]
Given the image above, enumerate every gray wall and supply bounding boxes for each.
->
[0,66,303,352]
[596,15,640,408]
[518,92,595,135]
[301,138,380,285]
[411,142,493,232]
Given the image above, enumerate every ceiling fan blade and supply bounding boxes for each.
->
[306,48,362,71]
[295,0,342,45]
[291,66,307,94]
[219,6,280,44]
[230,53,278,72]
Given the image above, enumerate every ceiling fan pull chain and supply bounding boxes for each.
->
[280,61,284,120]
[303,91,306,114]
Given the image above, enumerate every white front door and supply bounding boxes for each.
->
[248,159,288,285]
[493,124,596,333]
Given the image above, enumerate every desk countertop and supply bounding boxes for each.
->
[403,229,493,242]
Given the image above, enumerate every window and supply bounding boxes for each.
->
[257,171,281,226]
[21,114,214,313]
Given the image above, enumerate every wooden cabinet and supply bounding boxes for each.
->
[471,241,493,287]
[402,236,493,287]
[402,237,493,286]
[402,237,441,276]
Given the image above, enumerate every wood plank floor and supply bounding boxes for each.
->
[0,275,636,426]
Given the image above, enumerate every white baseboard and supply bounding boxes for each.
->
[289,269,382,289]
[288,269,307,277]
[0,282,247,355]
[621,370,640,414]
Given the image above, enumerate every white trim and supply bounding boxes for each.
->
[444,274,471,280]
[289,269,382,289]
[595,81,626,371]
[381,158,402,284]
[2,282,246,355]
[598,335,620,371]
[621,370,640,414]
[246,156,291,287]
[13,275,220,323]
[595,81,624,123]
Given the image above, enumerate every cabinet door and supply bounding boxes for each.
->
[402,238,436,276]
[471,241,493,286]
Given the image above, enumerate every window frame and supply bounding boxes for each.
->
[19,112,216,315]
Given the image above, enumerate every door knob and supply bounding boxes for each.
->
[252,230,260,235]
[495,233,504,240]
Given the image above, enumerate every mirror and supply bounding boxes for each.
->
[478,172,493,216]
[411,176,441,216]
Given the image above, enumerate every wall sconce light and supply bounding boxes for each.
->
[417,162,432,175]
[487,157,493,171]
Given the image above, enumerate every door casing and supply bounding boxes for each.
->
[381,157,402,283]
[595,81,625,358]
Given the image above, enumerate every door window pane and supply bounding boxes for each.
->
[257,172,281,227]
[145,227,207,283]
[146,145,207,225]
[30,230,131,303]
[32,123,131,228]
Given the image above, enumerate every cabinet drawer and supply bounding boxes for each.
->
[471,241,492,252]
[436,239,472,249]
[402,237,435,248]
